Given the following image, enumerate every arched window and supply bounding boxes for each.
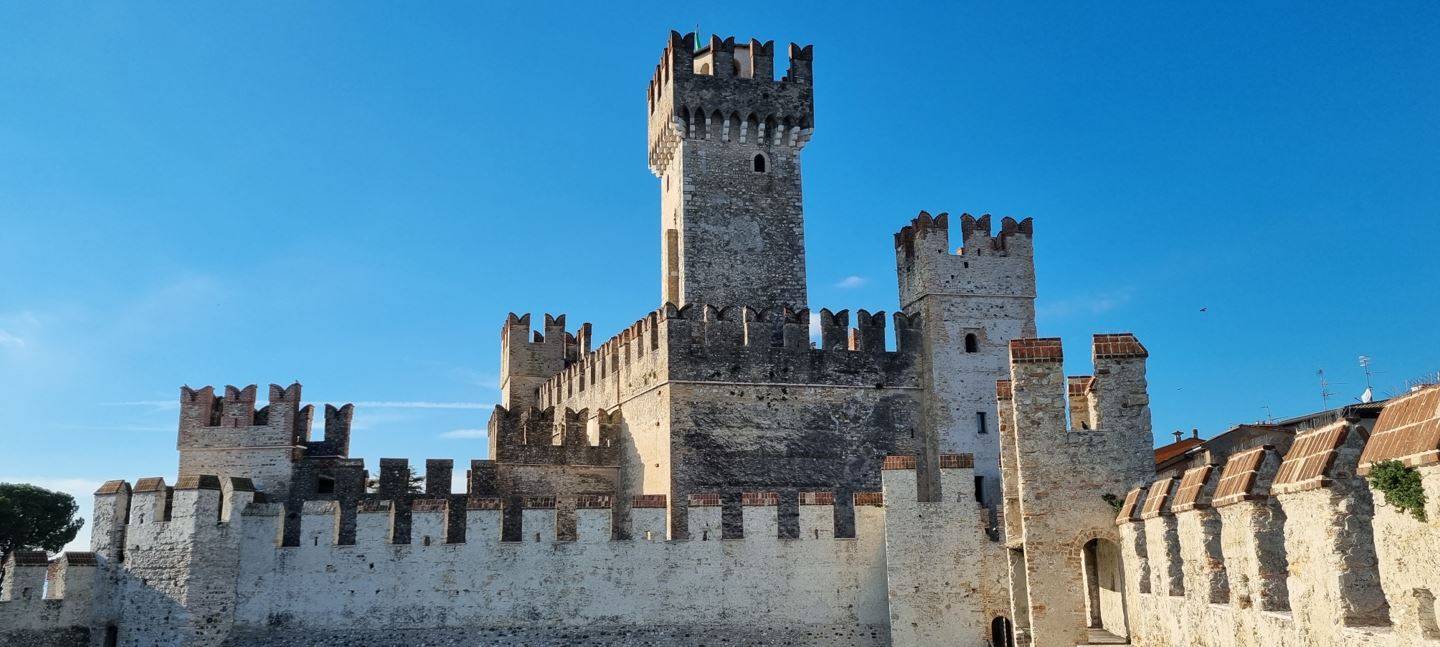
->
[964,333,979,353]
[753,154,767,173]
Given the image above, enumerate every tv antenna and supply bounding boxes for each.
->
[1358,355,1376,403]
[1317,369,1345,408]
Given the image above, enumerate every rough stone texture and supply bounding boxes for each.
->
[649,32,813,312]
[881,462,990,646]
[1000,335,1155,647]
[896,212,1036,508]
[3,31,1046,647]
[1107,408,1434,647]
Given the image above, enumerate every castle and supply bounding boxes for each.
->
[2,31,1438,647]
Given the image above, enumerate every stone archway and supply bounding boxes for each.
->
[1082,536,1129,639]
[990,616,1015,647]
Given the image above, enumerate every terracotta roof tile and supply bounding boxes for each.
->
[1155,438,1204,465]
[1093,333,1148,359]
[883,455,917,470]
[799,492,834,505]
[631,494,667,509]
[1171,465,1214,512]
[1009,338,1064,363]
[133,477,167,493]
[853,491,884,507]
[10,550,48,566]
[464,497,501,510]
[939,454,974,468]
[575,494,612,509]
[688,493,722,507]
[1213,446,1271,507]
[1358,385,1440,474]
[1140,478,1175,519]
[1273,422,1350,494]
[1115,487,1145,524]
[411,498,448,512]
[522,496,556,509]
[94,480,130,496]
[741,491,779,506]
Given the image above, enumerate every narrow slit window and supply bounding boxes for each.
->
[974,475,984,503]
[965,333,979,353]
[977,411,988,435]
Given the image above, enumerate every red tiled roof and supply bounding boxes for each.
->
[1213,446,1271,507]
[1140,478,1175,519]
[1093,333,1148,359]
[1009,338,1064,363]
[939,454,974,468]
[883,455,917,470]
[1358,385,1440,474]
[1155,438,1204,465]
[1115,487,1145,524]
[1171,465,1214,512]
[1273,422,1350,494]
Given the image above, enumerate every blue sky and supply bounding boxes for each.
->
[2,3,1438,548]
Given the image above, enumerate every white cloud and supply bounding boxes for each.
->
[0,329,24,348]
[353,401,491,410]
[1036,288,1134,320]
[835,275,867,289]
[439,428,488,440]
[0,477,104,554]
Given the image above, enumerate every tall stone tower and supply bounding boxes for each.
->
[646,32,814,311]
[895,212,1037,505]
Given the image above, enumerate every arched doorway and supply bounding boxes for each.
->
[990,616,1014,647]
[1082,537,1129,639]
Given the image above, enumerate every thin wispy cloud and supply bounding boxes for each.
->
[354,401,491,410]
[835,275,867,289]
[57,423,173,433]
[0,329,25,348]
[1037,288,1134,320]
[439,428,488,440]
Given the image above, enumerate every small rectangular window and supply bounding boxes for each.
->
[977,411,988,435]
[974,475,984,503]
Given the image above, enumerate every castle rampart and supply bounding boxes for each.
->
[1003,376,1440,647]
[2,458,994,647]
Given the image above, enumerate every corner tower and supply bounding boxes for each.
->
[647,32,815,311]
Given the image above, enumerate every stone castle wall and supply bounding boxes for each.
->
[1004,355,1440,647]
[0,460,996,647]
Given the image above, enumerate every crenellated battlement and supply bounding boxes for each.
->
[647,32,815,176]
[500,312,586,410]
[894,211,1036,310]
[531,303,922,413]
[177,381,348,498]
[486,405,620,466]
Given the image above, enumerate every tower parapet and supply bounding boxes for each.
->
[177,382,314,498]
[894,211,1036,310]
[649,31,815,311]
[500,313,584,410]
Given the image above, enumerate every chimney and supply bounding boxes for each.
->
[1191,428,1199,439]
[1172,430,1183,443]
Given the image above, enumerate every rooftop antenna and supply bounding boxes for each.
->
[1317,368,1344,409]
[1358,355,1375,403]
[1261,405,1275,424]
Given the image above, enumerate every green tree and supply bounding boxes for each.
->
[364,467,424,494]
[0,483,85,583]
